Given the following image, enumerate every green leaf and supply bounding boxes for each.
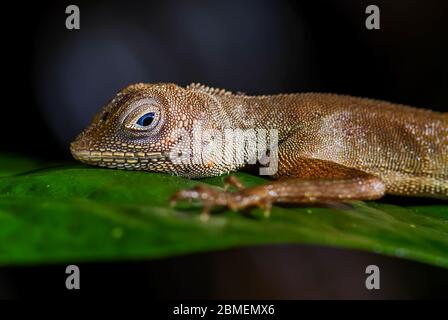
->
[0,153,447,267]
[0,153,45,177]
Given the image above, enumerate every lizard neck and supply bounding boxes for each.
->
[211,93,307,140]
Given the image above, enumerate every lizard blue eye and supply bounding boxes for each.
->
[136,112,155,127]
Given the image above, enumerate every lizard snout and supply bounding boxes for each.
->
[70,138,92,161]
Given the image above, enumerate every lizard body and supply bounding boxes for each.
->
[71,83,448,216]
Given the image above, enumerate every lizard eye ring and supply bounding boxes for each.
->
[122,99,163,133]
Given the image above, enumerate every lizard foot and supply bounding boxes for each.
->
[170,177,273,221]
[170,185,227,221]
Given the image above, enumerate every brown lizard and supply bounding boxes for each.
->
[70,83,448,218]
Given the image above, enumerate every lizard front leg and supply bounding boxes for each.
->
[170,158,386,219]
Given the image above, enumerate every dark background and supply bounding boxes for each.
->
[0,0,447,299]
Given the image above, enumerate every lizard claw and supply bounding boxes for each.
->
[223,175,246,191]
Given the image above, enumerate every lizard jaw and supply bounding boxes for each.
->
[70,141,169,170]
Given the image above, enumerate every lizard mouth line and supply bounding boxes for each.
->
[70,148,168,165]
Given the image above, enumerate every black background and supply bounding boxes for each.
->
[0,0,447,299]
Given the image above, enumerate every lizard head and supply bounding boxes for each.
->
[70,83,234,177]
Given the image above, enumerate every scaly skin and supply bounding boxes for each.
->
[71,83,448,218]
